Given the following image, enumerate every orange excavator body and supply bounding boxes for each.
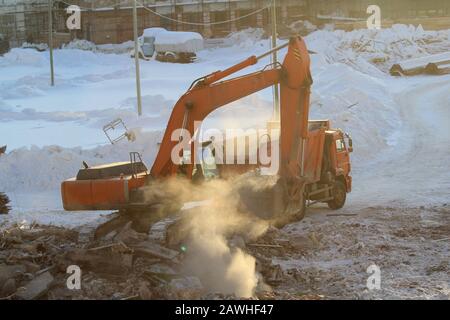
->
[61,36,352,213]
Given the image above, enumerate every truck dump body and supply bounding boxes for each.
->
[303,125,327,183]
[216,120,330,183]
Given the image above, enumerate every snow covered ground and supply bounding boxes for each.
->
[0,25,449,227]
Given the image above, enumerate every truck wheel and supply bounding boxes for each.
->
[327,180,346,210]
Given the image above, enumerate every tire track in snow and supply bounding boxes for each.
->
[349,75,450,207]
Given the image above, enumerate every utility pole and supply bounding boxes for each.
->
[133,0,143,116]
[48,0,54,86]
[271,0,279,120]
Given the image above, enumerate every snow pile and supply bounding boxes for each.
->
[0,48,47,67]
[62,39,97,51]
[155,31,204,53]
[0,130,162,193]
[225,28,265,48]
[310,63,400,162]
[62,39,134,54]
[306,24,450,73]
[142,27,168,38]
[96,41,134,54]
[21,42,48,51]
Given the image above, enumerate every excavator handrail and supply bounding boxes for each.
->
[187,42,290,92]
[187,76,207,91]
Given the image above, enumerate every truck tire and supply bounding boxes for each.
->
[327,180,346,210]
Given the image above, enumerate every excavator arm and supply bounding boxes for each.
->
[150,65,281,178]
[151,36,312,180]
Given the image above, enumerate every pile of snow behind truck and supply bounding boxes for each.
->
[132,28,204,63]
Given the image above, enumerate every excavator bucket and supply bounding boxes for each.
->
[236,175,286,219]
[234,173,306,224]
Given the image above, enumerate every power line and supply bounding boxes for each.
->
[138,1,270,26]
[51,0,270,26]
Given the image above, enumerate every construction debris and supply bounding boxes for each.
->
[425,61,450,75]
[113,221,148,245]
[1,279,16,297]
[133,241,179,262]
[2,203,447,300]
[390,52,450,76]
[0,218,205,299]
[264,264,285,285]
[168,276,204,299]
[102,118,136,145]
[0,192,10,214]
[0,265,26,289]
[16,271,54,300]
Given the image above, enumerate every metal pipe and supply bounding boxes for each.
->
[256,41,289,61]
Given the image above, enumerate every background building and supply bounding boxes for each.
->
[1,0,449,47]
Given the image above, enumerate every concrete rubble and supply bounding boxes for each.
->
[1,203,447,300]
[0,215,247,300]
[0,208,299,300]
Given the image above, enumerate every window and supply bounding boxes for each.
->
[336,139,346,152]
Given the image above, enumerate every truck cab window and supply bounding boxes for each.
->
[336,139,346,152]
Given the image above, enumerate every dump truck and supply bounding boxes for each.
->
[62,36,352,222]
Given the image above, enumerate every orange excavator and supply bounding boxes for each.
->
[61,36,353,221]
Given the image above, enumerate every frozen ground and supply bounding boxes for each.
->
[0,25,448,299]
